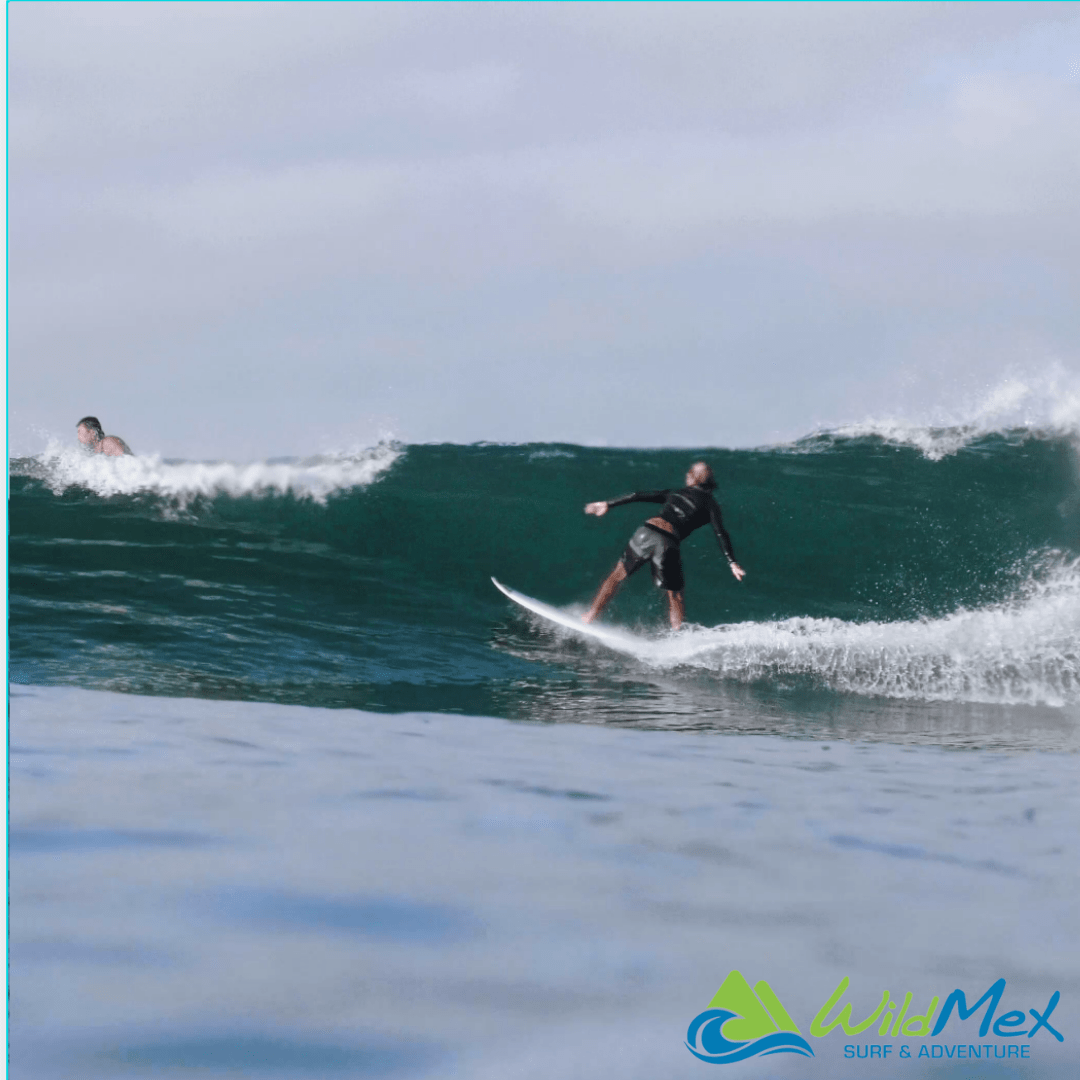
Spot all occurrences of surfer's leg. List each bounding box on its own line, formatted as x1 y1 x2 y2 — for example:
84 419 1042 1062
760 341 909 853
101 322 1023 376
585 528 657 624
585 529 651 623
582 562 627 623
654 539 685 630
666 590 685 630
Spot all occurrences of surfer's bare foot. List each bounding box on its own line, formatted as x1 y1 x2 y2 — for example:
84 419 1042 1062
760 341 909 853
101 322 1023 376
581 611 596 624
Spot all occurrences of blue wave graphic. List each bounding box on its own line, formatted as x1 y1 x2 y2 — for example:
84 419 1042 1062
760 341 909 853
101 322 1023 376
685 1009 815 1064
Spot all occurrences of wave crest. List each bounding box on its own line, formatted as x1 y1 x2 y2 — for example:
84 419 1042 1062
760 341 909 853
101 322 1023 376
636 558 1080 707
11 441 400 506
807 364 1080 460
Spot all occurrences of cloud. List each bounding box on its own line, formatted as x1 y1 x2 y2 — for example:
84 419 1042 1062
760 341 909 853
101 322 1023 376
385 63 522 120
80 67 1077 264
8 2 1080 455
12 2 1075 167
534 78 1079 237
106 162 404 245
7 2 424 164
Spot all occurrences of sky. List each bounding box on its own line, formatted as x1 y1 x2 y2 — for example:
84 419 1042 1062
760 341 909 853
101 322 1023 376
8 2 1080 460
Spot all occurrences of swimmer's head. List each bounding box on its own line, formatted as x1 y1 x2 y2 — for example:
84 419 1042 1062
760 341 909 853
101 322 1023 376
686 461 716 490
77 416 104 447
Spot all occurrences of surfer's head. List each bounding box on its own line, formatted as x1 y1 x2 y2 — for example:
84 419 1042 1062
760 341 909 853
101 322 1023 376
76 417 104 448
687 461 716 490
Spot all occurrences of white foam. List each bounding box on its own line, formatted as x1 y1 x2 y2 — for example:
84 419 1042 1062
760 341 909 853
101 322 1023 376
527 448 577 461
810 363 1080 460
604 558 1080 707
11 440 400 506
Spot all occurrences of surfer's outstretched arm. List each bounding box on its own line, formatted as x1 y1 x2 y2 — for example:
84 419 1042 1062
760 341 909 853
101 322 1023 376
709 497 746 581
585 490 668 517
606 490 669 507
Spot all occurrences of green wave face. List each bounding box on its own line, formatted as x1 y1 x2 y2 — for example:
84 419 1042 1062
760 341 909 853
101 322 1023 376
9 433 1080 730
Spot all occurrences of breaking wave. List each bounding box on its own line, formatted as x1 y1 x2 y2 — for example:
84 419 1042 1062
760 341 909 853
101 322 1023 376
803 365 1080 460
10 427 1080 718
632 557 1080 707
10 440 401 506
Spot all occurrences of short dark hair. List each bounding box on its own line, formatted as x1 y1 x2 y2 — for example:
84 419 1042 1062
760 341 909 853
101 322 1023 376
77 416 104 437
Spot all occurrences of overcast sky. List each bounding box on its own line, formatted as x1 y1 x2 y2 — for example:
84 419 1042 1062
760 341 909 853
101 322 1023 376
9 2 1080 459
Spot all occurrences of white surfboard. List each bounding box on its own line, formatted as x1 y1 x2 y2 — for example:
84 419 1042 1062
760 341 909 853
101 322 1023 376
491 576 646 651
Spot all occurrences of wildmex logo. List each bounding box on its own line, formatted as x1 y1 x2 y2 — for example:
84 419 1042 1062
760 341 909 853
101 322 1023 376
686 972 1063 1065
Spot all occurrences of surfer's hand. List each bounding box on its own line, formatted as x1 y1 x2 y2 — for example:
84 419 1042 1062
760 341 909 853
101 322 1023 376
730 563 746 581
585 502 609 516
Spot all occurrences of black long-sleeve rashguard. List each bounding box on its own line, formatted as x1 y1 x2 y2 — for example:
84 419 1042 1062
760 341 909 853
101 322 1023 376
607 486 738 565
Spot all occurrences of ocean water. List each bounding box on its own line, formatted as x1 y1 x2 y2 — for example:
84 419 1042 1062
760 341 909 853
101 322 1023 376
9 420 1080 1078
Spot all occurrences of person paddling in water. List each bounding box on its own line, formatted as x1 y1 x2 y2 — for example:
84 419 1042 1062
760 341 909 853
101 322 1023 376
582 461 745 630
76 416 132 456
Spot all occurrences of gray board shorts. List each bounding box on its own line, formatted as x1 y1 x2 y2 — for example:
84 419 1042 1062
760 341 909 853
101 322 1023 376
621 524 684 592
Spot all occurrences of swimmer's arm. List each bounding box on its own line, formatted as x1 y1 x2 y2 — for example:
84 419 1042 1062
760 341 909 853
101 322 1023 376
584 490 669 516
710 498 746 580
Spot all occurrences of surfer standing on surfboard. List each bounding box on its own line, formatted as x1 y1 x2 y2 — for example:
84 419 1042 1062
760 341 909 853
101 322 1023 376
582 461 745 631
